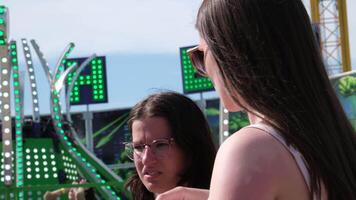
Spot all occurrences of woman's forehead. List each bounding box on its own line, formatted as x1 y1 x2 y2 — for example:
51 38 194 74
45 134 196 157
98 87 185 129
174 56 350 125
131 117 172 141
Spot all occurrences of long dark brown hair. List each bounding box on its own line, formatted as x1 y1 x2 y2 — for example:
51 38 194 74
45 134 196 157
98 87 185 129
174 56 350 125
197 0 356 199
125 92 216 200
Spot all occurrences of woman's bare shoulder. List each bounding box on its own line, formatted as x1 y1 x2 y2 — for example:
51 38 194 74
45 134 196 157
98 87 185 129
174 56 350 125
209 127 296 200
220 126 287 163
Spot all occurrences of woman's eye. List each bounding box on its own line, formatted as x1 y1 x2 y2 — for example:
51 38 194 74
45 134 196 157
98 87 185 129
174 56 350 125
154 142 169 149
133 145 145 152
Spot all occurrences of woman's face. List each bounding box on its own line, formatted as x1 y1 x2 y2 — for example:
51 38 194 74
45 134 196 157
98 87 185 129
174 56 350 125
131 117 187 195
198 37 242 112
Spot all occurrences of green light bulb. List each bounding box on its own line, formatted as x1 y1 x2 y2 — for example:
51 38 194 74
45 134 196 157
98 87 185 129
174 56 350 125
0 6 5 14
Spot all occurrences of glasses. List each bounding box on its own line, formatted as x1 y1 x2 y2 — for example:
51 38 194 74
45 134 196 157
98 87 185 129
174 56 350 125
187 46 207 77
124 138 175 160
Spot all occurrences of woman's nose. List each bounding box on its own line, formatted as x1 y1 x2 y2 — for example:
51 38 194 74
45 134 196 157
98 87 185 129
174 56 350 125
141 146 157 164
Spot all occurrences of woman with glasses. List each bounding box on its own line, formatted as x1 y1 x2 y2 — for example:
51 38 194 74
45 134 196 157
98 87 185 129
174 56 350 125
157 0 356 200
124 92 216 200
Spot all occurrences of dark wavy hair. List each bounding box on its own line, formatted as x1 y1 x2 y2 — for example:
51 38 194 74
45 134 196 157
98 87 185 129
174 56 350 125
196 0 356 199
125 92 217 200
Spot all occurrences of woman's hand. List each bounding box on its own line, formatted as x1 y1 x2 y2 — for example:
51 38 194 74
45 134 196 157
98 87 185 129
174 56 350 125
155 186 209 200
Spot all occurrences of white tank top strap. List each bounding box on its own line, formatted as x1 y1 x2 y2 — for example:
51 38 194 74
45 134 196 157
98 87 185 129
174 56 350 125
245 123 315 198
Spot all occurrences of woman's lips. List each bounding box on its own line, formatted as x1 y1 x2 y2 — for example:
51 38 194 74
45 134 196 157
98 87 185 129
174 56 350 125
143 171 161 181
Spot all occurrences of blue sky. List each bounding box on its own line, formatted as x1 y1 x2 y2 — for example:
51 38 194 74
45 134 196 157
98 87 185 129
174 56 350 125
1 0 356 115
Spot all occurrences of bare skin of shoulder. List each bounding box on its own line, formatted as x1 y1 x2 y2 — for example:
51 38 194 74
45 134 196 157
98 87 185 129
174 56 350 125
208 127 310 200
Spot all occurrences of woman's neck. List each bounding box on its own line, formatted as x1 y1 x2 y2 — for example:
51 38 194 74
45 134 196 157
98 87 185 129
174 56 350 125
247 112 264 124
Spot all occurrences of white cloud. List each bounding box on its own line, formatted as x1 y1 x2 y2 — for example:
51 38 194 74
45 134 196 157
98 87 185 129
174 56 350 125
2 0 201 57
3 0 355 67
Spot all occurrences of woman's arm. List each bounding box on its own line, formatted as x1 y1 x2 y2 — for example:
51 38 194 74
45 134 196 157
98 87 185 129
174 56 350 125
155 187 209 200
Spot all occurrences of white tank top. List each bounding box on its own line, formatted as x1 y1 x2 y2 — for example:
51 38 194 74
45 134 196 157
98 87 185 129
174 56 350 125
246 122 327 200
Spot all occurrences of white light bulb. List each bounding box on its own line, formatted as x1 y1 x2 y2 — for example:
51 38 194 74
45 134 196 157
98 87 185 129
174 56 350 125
5 175 11 181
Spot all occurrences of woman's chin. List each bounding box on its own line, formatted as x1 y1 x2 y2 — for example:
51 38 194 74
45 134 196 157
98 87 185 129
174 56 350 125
145 184 164 194
146 183 175 196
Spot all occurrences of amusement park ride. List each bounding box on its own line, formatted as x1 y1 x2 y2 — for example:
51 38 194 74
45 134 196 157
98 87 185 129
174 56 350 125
0 5 124 200
310 0 351 74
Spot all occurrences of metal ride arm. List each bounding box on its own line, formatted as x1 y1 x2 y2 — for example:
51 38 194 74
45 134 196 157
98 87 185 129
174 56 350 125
47 45 123 199
21 39 41 122
310 0 351 74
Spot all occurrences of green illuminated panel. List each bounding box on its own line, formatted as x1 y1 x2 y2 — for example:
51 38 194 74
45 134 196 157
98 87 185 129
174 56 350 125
10 41 25 192
65 56 108 105
0 6 6 46
61 150 79 181
22 140 60 186
0 6 5 14
180 46 214 94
